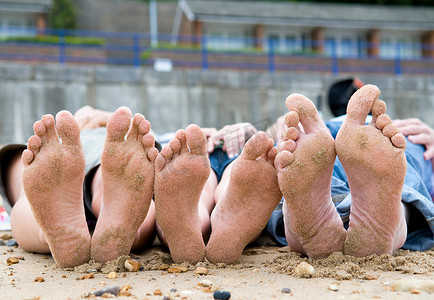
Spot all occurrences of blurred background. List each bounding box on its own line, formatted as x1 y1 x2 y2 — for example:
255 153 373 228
0 0 433 143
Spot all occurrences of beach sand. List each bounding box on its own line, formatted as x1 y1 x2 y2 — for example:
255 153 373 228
1 232 433 300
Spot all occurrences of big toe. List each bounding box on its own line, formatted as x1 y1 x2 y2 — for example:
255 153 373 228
285 93 323 133
346 84 380 125
56 111 81 146
106 107 132 141
239 131 273 161
186 124 207 156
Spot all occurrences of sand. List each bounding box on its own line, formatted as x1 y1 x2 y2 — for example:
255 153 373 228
1 232 433 300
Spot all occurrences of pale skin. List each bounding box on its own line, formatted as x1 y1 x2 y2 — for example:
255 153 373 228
6 106 261 266
6 87 430 266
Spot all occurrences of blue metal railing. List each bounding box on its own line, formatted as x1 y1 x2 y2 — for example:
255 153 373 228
0 26 433 75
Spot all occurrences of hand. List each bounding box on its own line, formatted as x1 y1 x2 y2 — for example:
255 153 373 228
208 123 257 158
201 127 218 153
392 118 434 160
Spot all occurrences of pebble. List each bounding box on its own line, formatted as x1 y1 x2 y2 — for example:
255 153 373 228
170 288 177 293
119 285 132 296
0 240 5 246
198 279 213 287
163 296 171 300
154 289 163 296
125 259 141 272
81 273 94 280
1 234 12 240
93 286 120 297
5 240 18 247
281 288 291 294
167 266 182 273
364 273 379 280
87 269 98 273
195 267 209 275
213 290 231 300
6 257 20 266
34 277 45 283
107 272 117 279
329 284 339 291
294 262 315 278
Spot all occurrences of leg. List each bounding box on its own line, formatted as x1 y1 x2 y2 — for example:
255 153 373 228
154 124 210 263
18 112 91 267
275 94 347 258
206 132 282 264
335 84 407 256
90 107 158 263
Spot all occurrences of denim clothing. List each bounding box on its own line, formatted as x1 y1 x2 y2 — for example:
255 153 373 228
266 117 434 251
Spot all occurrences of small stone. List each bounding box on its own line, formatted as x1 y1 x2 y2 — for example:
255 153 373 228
167 266 182 273
154 289 163 296
6 257 19 265
198 279 213 287
170 288 177 293
213 290 231 300
163 296 171 300
159 264 170 270
93 286 120 297
5 240 18 247
107 272 117 279
125 259 141 272
329 284 339 291
195 267 209 275
294 262 315 278
281 288 291 294
34 277 45 283
81 273 94 280
180 266 188 272
119 284 132 296
0 240 5 246
87 269 98 273
1 234 12 240
364 273 379 280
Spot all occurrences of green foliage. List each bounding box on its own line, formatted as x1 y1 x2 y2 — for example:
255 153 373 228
50 0 77 29
0 36 105 46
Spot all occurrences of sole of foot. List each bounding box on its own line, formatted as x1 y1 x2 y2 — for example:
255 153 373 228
91 107 158 263
22 111 90 267
275 93 347 258
335 84 407 256
154 124 210 264
206 131 282 264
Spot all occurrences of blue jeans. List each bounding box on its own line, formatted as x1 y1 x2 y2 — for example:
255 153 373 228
266 118 434 251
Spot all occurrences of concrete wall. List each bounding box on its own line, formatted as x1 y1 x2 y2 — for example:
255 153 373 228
0 62 433 144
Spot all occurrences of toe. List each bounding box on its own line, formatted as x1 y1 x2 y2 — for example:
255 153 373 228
106 107 132 142
275 150 295 170
147 147 159 162
391 133 406 149
127 113 145 141
142 134 155 150
346 84 380 125
21 149 34 166
382 124 400 139
33 120 47 143
282 127 299 141
375 114 391 130
371 100 387 124
175 129 188 154
239 131 273 160
285 111 299 128
42 114 59 143
186 124 207 156
285 93 322 134
169 137 182 157
277 139 296 153
155 154 166 172
56 111 81 146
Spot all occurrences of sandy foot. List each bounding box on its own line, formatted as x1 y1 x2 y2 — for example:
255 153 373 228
335 84 407 256
91 107 158 263
22 111 90 267
154 124 210 263
206 132 282 264
275 94 347 258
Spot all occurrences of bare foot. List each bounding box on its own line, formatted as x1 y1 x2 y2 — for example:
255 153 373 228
275 94 346 259
154 124 210 263
206 132 282 264
22 111 90 267
91 107 158 263
335 84 407 256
